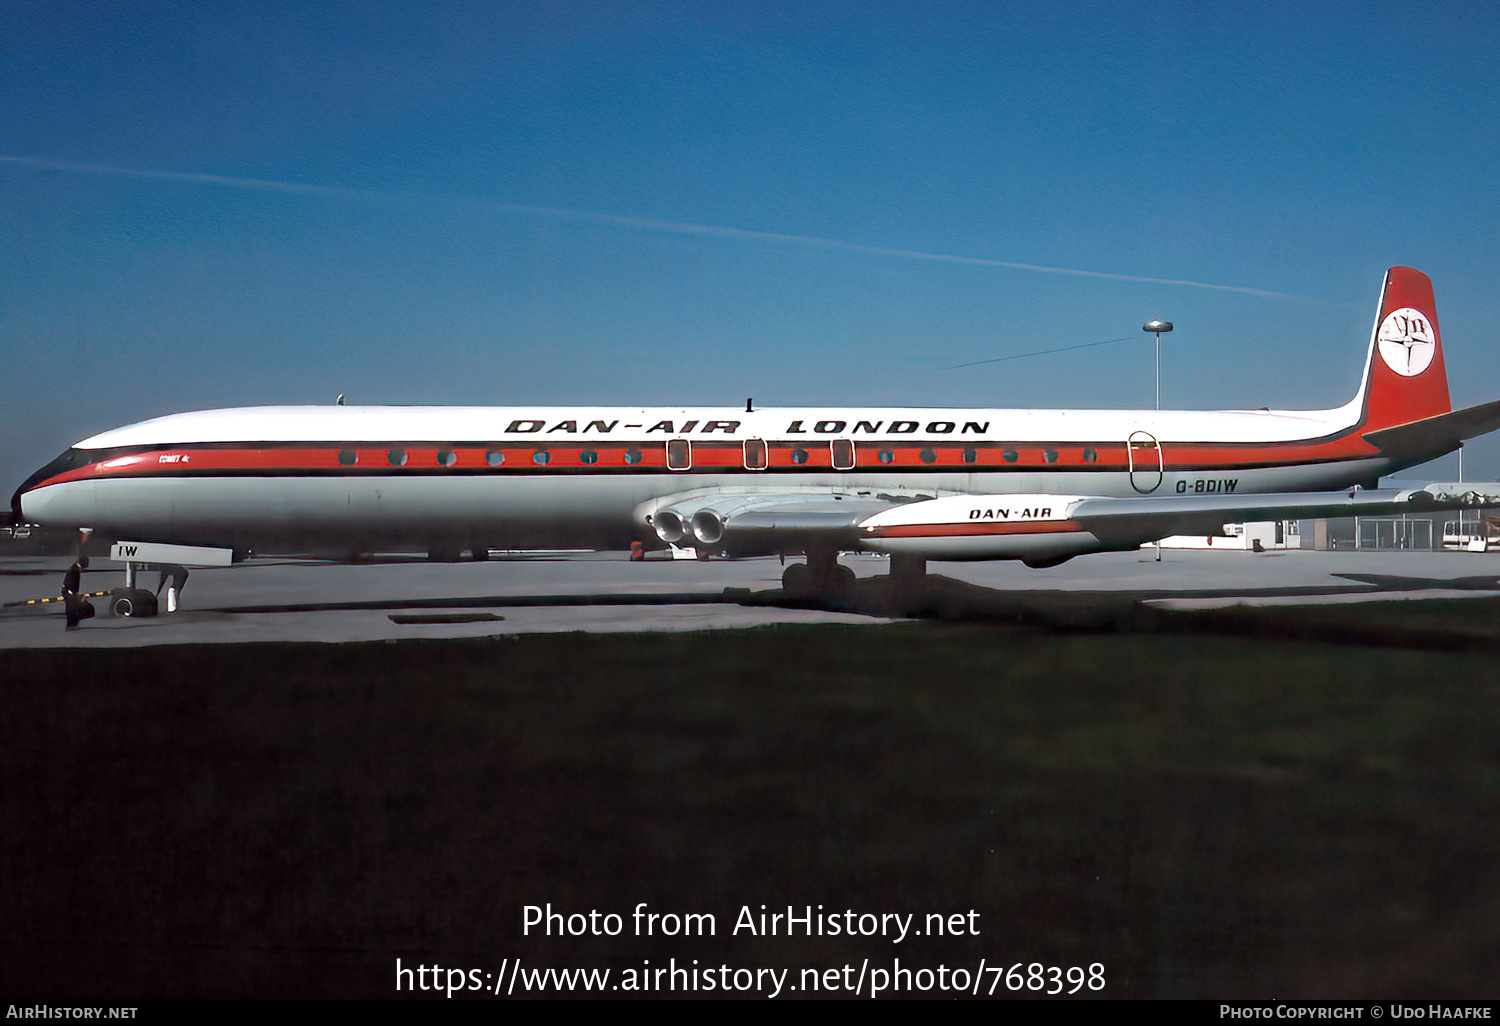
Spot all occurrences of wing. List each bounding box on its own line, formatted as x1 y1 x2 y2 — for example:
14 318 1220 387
858 483 1500 566
1069 485 1484 547
645 483 1500 566
1362 398 1500 462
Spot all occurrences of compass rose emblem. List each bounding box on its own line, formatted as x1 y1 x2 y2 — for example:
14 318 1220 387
1377 307 1436 377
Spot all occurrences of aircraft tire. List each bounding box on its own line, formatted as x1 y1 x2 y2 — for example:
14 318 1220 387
781 562 812 596
831 564 857 595
110 588 159 618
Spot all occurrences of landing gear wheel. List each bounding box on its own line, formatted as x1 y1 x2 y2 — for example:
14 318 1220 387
781 562 812 596
830 564 857 595
109 588 159 618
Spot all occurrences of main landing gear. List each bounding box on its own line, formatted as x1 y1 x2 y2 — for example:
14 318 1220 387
780 550 930 602
780 552 857 599
888 554 928 592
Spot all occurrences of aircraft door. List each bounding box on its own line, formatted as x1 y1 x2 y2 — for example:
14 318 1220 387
743 439 768 470
831 438 855 470
1127 430 1163 494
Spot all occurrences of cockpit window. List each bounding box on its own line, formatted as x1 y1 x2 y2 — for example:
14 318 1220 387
14 447 97 497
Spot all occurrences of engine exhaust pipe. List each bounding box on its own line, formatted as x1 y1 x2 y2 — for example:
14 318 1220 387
690 510 725 546
653 509 687 544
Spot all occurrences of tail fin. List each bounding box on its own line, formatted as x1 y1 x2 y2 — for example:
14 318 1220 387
1347 266 1451 432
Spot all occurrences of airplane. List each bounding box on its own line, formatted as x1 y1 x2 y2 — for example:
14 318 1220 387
10 265 1500 619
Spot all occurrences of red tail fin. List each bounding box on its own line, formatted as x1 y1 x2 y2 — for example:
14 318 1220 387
1356 266 1451 431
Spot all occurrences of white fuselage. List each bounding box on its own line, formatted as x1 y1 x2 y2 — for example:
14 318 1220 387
16 399 1394 557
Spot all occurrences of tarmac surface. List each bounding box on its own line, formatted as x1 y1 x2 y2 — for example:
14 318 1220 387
4 546 1500 647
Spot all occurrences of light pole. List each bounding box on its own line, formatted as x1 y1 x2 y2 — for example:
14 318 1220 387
1141 319 1173 562
1459 446 1467 541
1143 320 1173 410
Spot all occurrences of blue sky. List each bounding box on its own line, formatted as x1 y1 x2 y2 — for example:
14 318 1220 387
5 1 1500 490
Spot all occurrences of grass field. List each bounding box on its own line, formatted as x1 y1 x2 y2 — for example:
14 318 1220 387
2 608 1498 999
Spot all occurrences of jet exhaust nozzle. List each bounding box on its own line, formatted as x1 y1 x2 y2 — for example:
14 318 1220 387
689 510 725 546
653 510 687 544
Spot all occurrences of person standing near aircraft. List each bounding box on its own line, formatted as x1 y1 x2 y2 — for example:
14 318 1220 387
61 556 93 629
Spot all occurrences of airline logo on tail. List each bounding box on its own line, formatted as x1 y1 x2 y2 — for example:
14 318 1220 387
1377 307 1437 377
1360 266 1451 432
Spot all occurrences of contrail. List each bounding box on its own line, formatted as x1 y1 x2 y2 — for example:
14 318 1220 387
0 155 1307 300
949 336 1134 369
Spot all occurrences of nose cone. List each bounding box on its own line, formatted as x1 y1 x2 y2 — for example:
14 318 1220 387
10 475 34 528
12 448 92 527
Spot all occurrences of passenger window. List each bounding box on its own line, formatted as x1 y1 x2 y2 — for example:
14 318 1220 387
1002 449 1018 463
962 448 977 464
387 449 407 467
790 448 809 465
624 448 642 465
878 449 894 464
1044 449 1058 464
437 449 457 467
580 450 598 465
338 449 357 466
533 450 551 466
486 450 505 467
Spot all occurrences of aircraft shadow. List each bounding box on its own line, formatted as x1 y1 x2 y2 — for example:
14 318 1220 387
754 569 1500 636
752 574 1366 627
191 565 1500 628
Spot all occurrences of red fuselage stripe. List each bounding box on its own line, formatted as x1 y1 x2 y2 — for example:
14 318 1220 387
21 429 1388 494
868 521 1088 538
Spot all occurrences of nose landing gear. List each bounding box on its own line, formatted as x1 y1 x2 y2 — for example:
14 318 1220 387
108 559 189 618
50 539 232 628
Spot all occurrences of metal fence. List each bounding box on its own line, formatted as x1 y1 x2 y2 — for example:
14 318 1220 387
1352 516 1434 550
